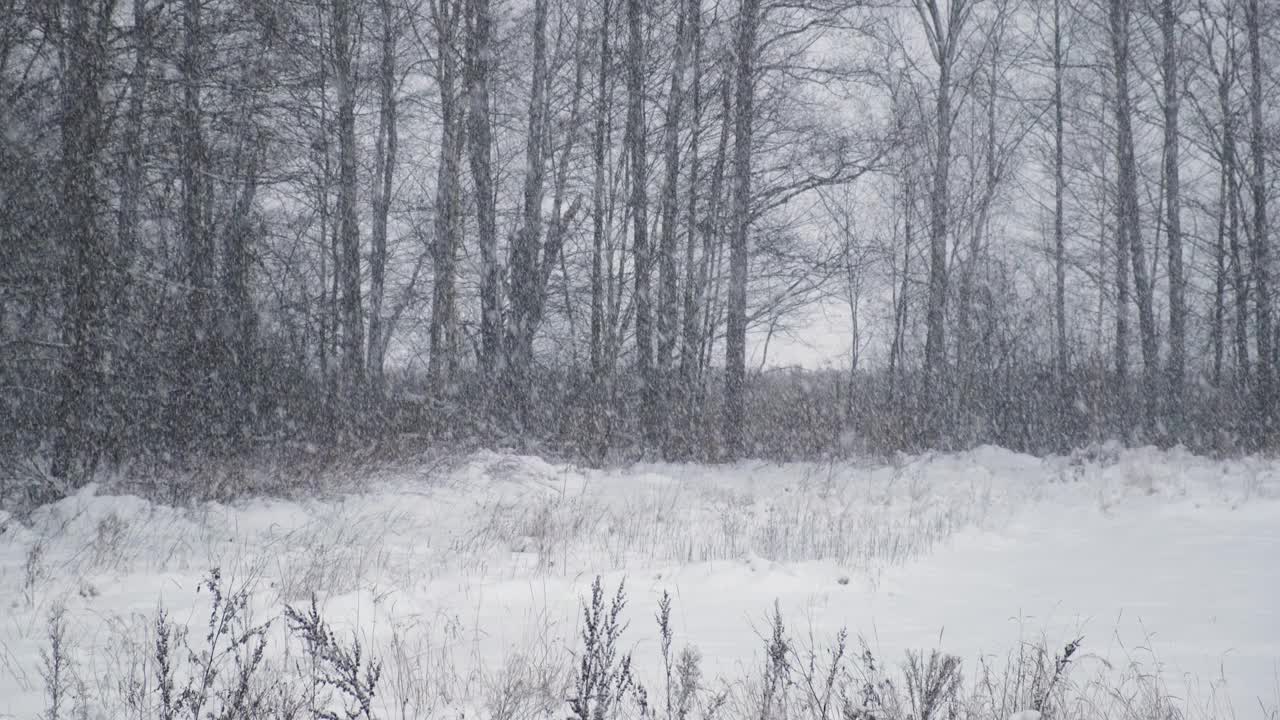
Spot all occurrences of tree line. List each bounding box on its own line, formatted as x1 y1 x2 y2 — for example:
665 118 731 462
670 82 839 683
1 0 1277 498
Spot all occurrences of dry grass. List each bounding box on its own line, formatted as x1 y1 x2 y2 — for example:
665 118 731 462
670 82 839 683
22 571 1271 720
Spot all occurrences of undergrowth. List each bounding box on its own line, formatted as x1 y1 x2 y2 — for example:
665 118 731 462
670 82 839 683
31 573 1262 720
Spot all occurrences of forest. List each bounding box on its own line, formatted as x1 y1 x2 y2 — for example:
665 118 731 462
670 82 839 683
2 0 1279 503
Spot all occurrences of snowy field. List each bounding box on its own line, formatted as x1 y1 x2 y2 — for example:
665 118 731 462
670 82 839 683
1 446 1278 719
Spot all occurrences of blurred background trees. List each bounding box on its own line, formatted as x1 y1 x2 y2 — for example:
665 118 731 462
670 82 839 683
2 0 1279 501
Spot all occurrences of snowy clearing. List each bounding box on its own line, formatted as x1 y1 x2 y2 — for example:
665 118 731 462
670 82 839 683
1 446 1277 718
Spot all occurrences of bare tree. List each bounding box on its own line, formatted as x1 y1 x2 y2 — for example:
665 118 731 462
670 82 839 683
1245 0 1272 430
1160 0 1186 429
466 0 501 384
590 0 614 386
1109 0 1157 430
955 0 1018 405
1050 0 1068 383
916 0 973 436
333 0 364 394
692 55 734 397
655 0 696 452
625 0 656 444
115 0 151 320
1193 0 1246 388
587 0 616 461
1223 17 1249 384
428 0 465 393
221 24 272 444
178 0 221 443
888 172 916 404
52 0 114 481
368 0 401 395
724 0 762 459
531 5 588 340
506 0 550 425
679 0 705 449
1224 38 1249 387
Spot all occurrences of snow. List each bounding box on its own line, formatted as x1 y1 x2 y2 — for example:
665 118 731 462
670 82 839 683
0 446 1277 718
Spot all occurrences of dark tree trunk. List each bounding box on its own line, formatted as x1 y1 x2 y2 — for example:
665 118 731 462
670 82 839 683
1052 0 1068 384
52 0 112 483
505 0 549 426
590 0 613 383
181 0 217 439
723 0 760 459
333 0 364 395
916 0 968 441
1246 0 1273 433
679 0 704 453
655 0 694 453
429 0 465 394
588 0 614 456
1229 137 1250 384
533 8 587 334
697 69 733 386
222 142 260 447
368 0 399 395
466 0 500 384
625 0 655 445
1111 0 1157 431
1161 0 1185 431
116 0 149 322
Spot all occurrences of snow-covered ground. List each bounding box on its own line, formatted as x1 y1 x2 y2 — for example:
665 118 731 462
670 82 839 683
1 446 1277 718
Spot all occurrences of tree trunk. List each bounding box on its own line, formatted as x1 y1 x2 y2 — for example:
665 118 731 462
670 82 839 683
590 0 613 382
429 0 464 394
222 139 260 447
534 9 587 332
957 22 1001 407
922 67 950 412
466 0 500 384
679 0 704 454
1210 23 1246 387
655 0 695 453
606 145 628 372
333 0 364 397
315 20 332 390
1161 0 1185 432
1229 136 1250 383
1052 0 1068 384
100 0 151 457
1213 133 1227 388
625 0 655 445
888 177 913 404
588 0 614 456
696 68 733 391
723 0 760 459
181 0 217 438
116 0 149 322
505 0 549 426
917 0 967 441
368 0 399 395
1110 0 1156 431
1246 0 1272 433
52 0 111 483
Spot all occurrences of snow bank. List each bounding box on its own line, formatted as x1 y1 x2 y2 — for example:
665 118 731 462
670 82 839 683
0 446 1276 718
